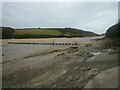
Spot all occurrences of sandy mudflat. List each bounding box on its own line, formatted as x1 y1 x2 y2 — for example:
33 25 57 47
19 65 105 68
2 36 119 88
2 36 102 45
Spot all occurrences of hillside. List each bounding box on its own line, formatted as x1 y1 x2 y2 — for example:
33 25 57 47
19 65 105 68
13 28 99 38
1 27 15 39
106 23 120 38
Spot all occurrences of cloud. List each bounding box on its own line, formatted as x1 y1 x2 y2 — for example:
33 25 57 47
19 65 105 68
2 2 118 34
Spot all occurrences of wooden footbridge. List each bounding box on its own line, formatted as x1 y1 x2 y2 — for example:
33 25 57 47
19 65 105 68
8 42 79 45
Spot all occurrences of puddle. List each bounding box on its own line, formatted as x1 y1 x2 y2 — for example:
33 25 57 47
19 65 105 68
86 52 101 62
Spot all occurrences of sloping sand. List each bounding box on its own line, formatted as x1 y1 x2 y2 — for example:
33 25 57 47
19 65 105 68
2 36 119 88
84 66 118 88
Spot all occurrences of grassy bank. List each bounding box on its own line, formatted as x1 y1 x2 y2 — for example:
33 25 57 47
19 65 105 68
13 28 98 38
1 27 99 39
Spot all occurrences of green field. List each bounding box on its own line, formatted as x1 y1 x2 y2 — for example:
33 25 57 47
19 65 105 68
13 29 65 38
14 29 62 36
13 28 79 38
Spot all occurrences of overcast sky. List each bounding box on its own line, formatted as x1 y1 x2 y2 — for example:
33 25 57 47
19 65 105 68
2 2 118 34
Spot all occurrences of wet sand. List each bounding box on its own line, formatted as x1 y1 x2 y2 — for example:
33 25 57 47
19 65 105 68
2 36 119 88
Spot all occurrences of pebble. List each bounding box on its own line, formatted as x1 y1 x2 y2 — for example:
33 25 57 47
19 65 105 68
87 67 91 70
70 46 78 49
85 52 90 54
88 54 94 58
94 71 98 75
81 68 85 71
53 84 57 87
85 44 92 47
108 49 118 54
74 67 80 70
66 57 70 59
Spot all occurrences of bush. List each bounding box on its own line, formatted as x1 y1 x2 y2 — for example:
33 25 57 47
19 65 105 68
1 27 15 39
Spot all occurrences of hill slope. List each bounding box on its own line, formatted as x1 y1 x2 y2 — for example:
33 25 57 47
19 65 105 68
13 28 99 38
0 27 15 39
106 23 120 38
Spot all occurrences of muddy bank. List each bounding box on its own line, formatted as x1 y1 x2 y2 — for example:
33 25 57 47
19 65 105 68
2 36 119 88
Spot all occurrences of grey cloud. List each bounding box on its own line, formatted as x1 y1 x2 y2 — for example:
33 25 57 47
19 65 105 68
2 2 118 34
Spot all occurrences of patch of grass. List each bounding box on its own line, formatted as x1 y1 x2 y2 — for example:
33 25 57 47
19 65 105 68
14 29 62 36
